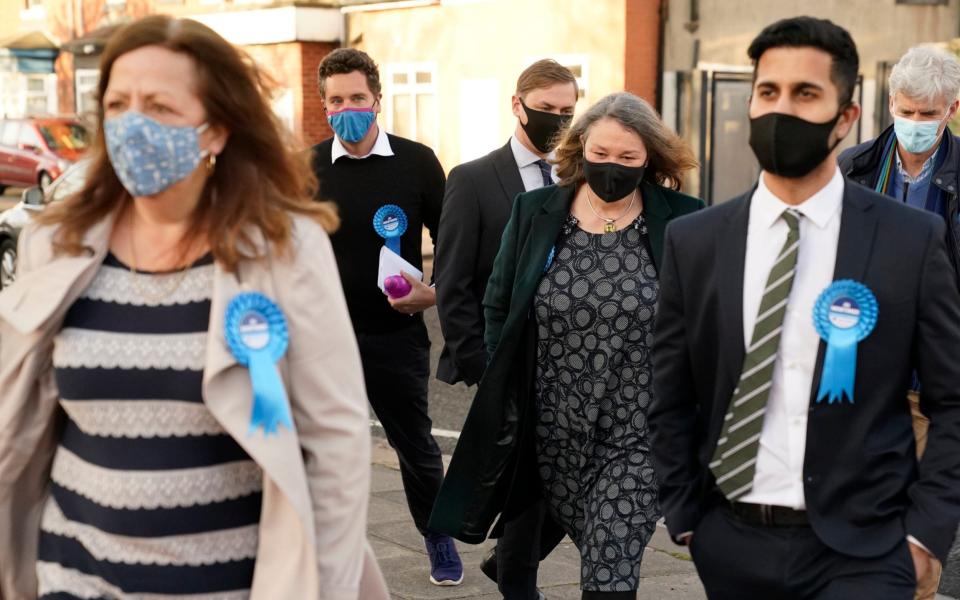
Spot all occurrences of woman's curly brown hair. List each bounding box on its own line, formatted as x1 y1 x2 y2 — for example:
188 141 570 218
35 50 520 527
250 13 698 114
39 15 337 272
554 92 698 191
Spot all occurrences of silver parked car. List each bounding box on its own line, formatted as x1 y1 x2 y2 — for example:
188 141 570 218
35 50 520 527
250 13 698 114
0 160 89 290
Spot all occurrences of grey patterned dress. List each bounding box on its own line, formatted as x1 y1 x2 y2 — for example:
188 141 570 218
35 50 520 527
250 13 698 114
534 214 660 592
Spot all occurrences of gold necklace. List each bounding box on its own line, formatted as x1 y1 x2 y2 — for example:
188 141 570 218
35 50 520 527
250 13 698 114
585 188 637 233
127 212 192 304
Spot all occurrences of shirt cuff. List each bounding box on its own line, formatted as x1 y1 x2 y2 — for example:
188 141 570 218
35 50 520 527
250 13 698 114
907 535 934 557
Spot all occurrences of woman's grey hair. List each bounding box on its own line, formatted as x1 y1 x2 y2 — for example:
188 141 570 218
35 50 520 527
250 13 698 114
554 92 696 191
889 45 960 106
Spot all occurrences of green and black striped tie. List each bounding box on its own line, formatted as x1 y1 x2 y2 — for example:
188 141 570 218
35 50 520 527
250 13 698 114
710 209 801 500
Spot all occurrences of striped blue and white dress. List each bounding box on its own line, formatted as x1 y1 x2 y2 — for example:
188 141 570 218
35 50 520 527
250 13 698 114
37 253 263 599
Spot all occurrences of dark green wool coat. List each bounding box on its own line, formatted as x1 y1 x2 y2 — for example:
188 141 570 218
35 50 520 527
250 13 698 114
428 181 704 543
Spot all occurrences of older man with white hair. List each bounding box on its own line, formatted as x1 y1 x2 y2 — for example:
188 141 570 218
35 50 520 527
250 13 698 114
840 44 960 600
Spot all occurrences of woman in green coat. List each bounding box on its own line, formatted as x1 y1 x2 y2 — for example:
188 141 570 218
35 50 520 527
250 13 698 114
430 92 704 599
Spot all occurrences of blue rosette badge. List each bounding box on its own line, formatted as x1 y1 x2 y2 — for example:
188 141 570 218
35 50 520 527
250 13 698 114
373 204 408 255
812 280 878 404
225 292 293 435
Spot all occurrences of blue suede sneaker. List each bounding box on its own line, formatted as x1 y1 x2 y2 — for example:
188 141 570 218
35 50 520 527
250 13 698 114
424 533 464 586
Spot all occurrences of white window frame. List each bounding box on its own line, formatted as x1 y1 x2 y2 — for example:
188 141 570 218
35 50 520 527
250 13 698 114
23 73 56 116
383 62 439 149
75 68 101 117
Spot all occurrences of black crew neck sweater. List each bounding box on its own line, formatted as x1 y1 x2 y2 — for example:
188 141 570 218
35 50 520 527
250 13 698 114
311 134 445 334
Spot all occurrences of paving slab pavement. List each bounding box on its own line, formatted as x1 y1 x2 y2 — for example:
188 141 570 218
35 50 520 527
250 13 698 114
369 439 706 600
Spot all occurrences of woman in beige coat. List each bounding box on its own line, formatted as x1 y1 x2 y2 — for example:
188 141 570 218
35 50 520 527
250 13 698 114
0 15 387 600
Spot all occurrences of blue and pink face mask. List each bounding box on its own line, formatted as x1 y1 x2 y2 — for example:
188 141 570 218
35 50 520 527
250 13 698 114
327 107 377 143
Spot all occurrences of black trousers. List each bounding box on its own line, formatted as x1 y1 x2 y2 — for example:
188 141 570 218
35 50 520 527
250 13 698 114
691 504 916 600
356 320 444 536
496 499 567 599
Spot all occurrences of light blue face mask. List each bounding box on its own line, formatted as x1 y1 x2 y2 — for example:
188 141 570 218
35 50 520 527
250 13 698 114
327 107 376 143
105 111 209 197
894 115 945 154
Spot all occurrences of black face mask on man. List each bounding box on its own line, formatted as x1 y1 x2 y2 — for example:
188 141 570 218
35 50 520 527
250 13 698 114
583 158 646 203
520 100 572 153
748 111 843 178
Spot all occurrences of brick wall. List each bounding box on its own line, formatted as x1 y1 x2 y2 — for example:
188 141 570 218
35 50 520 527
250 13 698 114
624 0 662 106
300 41 337 146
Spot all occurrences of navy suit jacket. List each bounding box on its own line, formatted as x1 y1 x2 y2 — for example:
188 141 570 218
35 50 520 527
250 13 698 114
649 179 960 562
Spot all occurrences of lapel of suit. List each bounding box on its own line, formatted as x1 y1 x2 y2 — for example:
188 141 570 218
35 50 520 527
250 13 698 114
717 193 753 389
640 182 673 270
512 186 573 312
202 235 314 527
808 183 879 402
492 140 526 211
0 215 114 335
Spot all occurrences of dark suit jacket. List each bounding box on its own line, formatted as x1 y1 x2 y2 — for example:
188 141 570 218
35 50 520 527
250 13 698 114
648 180 960 562
435 141 524 386
429 181 704 543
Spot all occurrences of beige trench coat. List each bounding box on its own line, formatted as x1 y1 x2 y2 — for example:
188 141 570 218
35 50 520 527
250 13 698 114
0 212 389 600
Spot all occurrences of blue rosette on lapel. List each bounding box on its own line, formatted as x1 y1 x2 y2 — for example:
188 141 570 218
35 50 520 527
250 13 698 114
373 204 408 255
225 292 293 435
812 279 878 404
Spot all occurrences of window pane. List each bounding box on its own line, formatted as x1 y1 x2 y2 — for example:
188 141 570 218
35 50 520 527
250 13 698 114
416 94 437 149
19 125 42 147
39 123 90 151
26 77 45 93
1 123 19 147
393 72 408 84
393 94 413 139
416 71 432 84
25 96 47 116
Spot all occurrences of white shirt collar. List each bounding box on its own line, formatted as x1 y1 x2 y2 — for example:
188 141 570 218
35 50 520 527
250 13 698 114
331 124 394 163
753 167 844 231
510 134 552 169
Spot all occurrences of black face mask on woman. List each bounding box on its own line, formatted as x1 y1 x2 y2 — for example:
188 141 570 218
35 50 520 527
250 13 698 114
520 100 572 153
748 111 843 178
583 158 647 202
583 159 646 203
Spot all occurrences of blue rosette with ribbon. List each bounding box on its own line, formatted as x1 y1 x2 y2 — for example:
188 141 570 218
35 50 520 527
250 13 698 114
812 280 878 404
225 292 293 435
373 204 408 255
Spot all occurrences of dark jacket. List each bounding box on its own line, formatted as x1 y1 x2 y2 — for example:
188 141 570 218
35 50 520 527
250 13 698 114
649 181 960 562
838 124 960 277
435 141 524 386
429 181 704 543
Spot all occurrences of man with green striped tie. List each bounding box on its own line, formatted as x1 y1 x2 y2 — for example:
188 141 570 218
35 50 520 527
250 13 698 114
649 16 960 600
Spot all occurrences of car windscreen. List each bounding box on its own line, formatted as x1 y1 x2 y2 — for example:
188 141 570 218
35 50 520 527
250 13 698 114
38 123 90 152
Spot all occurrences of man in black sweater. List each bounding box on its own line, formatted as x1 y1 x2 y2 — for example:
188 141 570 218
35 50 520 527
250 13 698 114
310 48 463 587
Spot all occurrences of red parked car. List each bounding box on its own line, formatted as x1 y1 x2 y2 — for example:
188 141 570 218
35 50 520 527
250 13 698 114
0 116 90 194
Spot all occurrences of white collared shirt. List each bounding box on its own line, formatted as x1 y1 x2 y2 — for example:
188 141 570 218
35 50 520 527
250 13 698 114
331 123 395 163
510 134 557 191
738 168 844 509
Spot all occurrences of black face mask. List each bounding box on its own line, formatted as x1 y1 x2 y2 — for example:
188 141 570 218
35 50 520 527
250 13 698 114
520 100 572 153
748 111 843 178
583 158 646 203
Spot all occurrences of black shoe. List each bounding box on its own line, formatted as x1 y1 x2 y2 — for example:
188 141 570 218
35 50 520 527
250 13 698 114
479 548 547 599
479 546 497 583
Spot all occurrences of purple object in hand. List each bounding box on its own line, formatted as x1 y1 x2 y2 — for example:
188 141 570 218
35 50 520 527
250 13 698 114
384 275 412 299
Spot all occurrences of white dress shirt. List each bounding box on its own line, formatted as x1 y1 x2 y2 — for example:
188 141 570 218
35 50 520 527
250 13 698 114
510 134 557 191
738 168 843 509
331 123 395 163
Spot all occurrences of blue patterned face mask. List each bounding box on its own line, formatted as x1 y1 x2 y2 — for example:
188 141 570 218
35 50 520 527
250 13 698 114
327 107 376 143
105 111 210 197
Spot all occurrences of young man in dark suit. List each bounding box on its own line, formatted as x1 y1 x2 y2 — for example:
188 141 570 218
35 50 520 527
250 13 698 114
649 17 960 599
433 60 577 600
